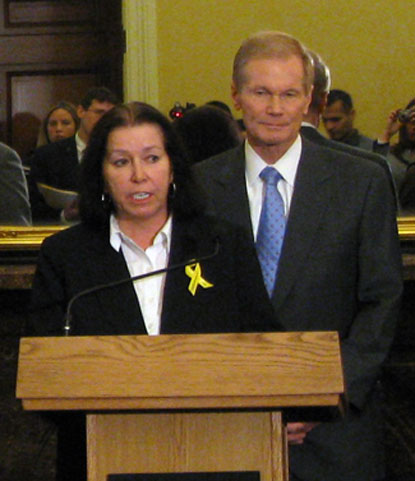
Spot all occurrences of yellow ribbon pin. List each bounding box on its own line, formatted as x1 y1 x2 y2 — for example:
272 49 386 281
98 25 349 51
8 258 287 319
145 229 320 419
185 262 213 296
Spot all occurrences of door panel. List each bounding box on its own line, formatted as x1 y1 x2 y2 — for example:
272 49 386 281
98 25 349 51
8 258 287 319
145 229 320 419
0 0 124 158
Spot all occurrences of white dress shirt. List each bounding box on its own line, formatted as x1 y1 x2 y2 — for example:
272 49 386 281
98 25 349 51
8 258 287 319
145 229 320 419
245 136 302 239
75 132 86 162
109 214 172 335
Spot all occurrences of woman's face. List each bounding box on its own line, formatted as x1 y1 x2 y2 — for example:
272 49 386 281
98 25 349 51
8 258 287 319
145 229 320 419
46 108 77 142
103 123 173 228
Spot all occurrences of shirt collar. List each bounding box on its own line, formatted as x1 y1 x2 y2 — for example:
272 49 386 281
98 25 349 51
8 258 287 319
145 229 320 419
245 135 302 188
109 214 173 253
75 132 87 158
301 121 316 129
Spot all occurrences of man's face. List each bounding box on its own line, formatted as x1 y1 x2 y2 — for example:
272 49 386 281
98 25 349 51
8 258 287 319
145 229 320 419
231 56 311 163
322 100 355 141
77 99 115 142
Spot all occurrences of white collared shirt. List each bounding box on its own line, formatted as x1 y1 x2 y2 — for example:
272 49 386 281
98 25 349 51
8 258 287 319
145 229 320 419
109 214 172 335
75 132 86 163
245 136 302 239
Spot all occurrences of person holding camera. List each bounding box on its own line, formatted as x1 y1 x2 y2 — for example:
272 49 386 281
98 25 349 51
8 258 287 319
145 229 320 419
378 98 415 197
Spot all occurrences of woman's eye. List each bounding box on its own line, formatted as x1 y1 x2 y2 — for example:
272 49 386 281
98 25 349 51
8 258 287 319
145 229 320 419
113 158 128 167
148 155 159 163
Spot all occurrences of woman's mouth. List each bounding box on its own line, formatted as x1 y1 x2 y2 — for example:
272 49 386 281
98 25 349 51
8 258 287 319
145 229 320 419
132 192 150 200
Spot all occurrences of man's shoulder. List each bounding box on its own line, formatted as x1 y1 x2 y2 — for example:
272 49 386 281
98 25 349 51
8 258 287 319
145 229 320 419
302 135 387 179
303 133 387 171
0 141 20 160
356 131 375 151
194 144 244 176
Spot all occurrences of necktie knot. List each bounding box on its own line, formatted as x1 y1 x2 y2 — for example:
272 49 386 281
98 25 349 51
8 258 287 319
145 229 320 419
260 166 283 186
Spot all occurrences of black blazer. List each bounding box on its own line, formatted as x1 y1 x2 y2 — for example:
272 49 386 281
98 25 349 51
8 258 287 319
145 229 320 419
28 214 275 337
301 124 397 203
28 136 80 221
27 213 280 481
194 138 403 481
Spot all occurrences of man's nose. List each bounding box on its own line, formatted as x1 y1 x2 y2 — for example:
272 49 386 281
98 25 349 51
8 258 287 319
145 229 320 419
266 95 283 114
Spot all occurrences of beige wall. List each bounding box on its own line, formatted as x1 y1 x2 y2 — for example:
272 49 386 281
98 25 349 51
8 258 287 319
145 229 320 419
124 0 414 139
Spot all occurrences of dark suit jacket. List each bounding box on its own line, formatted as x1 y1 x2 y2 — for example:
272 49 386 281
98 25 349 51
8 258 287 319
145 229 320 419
28 214 274 337
0 142 31 225
301 124 397 203
28 136 80 222
28 213 278 481
399 162 415 211
194 139 403 481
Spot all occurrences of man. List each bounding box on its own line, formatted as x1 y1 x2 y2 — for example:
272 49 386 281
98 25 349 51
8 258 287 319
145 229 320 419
29 86 118 222
194 31 402 481
322 89 387 155
301 51 396 203
0 142 31 225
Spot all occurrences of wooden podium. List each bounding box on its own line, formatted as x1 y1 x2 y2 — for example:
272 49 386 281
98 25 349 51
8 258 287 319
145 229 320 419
16 331 345 481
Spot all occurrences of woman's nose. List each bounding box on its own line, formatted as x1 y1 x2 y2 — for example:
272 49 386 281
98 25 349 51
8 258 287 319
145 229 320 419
131 160 146 181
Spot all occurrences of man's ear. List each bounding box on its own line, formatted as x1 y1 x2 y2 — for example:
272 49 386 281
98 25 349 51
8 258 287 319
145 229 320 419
231 81 241 111
303 85 313 115
318 92 329 115
77 105 86 119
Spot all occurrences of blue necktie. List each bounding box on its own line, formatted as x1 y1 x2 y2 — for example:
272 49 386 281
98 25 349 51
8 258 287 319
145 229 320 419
256 167 286 297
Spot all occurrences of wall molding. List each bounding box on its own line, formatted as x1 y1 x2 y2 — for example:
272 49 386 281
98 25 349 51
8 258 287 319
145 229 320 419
122 0 158 106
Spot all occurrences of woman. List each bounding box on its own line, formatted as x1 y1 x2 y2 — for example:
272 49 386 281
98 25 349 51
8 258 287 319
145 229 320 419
29 101 273 337
37 101 79 146
28 102 276 481
381 98 415 195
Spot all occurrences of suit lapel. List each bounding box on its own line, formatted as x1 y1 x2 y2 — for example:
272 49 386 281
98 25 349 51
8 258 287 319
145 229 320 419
271 139 334 311
211 146 254 240
160 216 216 333
81 230 147 334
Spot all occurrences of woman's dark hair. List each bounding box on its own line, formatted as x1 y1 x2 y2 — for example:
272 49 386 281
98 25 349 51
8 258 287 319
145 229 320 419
392 97 415 159
79 101 205 228
173 105 242 164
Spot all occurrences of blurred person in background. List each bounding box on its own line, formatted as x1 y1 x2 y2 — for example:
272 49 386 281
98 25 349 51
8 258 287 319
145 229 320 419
173 104 242 165
378 98 415 196
0 141 31 225
36 101 79 146
29 86 118 223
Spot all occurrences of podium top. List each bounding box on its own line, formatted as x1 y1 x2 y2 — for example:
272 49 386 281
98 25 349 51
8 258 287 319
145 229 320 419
16 331 345 412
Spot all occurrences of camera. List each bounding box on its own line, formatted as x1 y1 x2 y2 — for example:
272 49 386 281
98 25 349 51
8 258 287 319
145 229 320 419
169 102 196 120
398 109 413 123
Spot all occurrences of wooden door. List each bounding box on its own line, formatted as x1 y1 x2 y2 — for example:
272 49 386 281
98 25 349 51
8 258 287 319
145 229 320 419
0 0 124 159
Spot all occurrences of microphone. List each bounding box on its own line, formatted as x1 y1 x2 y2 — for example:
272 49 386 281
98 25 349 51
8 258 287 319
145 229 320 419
63 238 220 336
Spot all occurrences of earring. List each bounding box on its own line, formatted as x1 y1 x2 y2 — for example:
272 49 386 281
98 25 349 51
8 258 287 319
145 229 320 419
101 192 111 209
169 182 177 198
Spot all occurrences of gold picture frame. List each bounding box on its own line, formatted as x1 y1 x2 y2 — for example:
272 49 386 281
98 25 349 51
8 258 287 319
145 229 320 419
0 216 414 251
